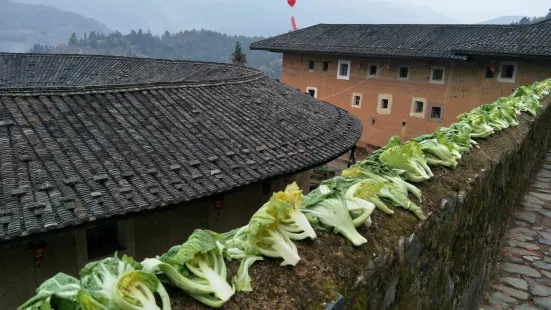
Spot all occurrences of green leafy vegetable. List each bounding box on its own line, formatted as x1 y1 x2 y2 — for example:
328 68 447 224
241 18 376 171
80 254 171 310
142 229 233 308
301 185 368 246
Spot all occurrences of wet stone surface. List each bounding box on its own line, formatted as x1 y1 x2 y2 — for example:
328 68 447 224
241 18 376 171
482 153 551 309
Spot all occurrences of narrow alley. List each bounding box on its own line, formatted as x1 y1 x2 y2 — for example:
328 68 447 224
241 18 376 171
481 151 551 309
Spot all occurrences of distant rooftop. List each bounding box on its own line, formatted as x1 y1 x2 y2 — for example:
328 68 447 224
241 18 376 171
0 53 362 241
251 22 551 59
453 19 551 58
250 24 519 59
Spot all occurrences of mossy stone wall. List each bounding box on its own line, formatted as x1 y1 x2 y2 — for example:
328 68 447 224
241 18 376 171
170 98 551 310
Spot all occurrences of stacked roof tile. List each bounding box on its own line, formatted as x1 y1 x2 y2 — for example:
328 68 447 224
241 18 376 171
453 19 551 57
0 53 362 241
250 24 519 59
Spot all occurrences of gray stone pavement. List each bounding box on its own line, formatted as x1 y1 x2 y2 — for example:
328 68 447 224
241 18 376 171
480 151 551 310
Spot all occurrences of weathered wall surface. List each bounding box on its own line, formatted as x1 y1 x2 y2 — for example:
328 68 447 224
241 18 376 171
0 172 310 309
169 98 551 309
281 53 551 147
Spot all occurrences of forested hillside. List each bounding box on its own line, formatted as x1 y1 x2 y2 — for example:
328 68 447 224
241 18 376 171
0 0 110 52
29 30 282 77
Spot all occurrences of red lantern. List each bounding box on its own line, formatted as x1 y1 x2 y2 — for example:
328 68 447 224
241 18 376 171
287 0 296 7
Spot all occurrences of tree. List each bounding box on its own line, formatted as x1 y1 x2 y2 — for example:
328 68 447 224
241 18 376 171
232 41 247 66
68 32 78 45
518 17 531 24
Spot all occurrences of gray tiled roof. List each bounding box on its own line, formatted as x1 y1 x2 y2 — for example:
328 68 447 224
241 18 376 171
0 53 362 241
453 19 551 57
250 24 519 59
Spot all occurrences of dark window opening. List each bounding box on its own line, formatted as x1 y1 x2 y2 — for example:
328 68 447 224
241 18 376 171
262 182 272 195
308 88 316 97
339 63 349 76
369 65 378 76
322 61 329 72
86 222 124 260
414 101 424 113
399 67 409 79
402 121 407 127
381 99 389 109
485 67 495 78
430 106 442 120
371 118 376 125
432 68 444 81
501 64 515 79
308 61 315 70
353 95 361 106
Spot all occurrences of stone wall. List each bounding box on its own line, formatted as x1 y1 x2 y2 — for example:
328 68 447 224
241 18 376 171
1 172 310 309
170 98 551 309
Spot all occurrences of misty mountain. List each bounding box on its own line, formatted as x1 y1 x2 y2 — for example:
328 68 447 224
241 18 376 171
13 0 458 37
29 29 283 77
0 0 110 52
478 16 524 25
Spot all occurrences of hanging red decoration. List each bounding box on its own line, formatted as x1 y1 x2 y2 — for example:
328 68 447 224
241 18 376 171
214 198 224 216
291 16 297 31
28 240 48 268
287 0 296 7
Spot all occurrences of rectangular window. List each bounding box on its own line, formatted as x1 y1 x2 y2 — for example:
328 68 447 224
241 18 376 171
377 94 393 115
86 222 125 260
337 60 351 80
322 61 329 72
497 61 517 83
351 93 362 108
485 66 495 78
398 66 410 80
430 66 445 84
414 101 424 112
308 60 315 71
410 97 426 118
369 65 378 76
429 104 444 122
306 87 317 98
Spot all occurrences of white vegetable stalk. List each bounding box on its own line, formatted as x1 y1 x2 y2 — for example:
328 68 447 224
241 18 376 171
260 230 300 266
288 209 317 240
196 260 233 302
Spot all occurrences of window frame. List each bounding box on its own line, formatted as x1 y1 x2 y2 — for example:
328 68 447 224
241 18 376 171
306 86 317 98
410 97 426 118
497 61 518 83
377 94 393 115
322 61 329 72
428 103 444 122
368 63 379 77
397 65 410 80
337 59 351 80
430 66 445 84
351 92 362 109
308 60 315 72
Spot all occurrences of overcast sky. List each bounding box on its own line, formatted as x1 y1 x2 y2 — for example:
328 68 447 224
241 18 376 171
399 0 550 23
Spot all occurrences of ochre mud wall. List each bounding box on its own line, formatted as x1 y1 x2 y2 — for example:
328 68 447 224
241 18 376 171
171 97 551 310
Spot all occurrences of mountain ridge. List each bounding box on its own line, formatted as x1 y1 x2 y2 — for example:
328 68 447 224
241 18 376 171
13 0 458 37
0 0 111 52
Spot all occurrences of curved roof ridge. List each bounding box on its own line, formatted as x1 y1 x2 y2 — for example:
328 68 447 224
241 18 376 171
0 53 262 92
0 53 362 242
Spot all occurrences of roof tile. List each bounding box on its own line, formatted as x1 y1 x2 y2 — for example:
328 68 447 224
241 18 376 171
251 23 519 59
0 53 361 241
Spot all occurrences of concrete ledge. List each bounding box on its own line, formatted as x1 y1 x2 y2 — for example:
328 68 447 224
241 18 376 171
170 97 551 310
